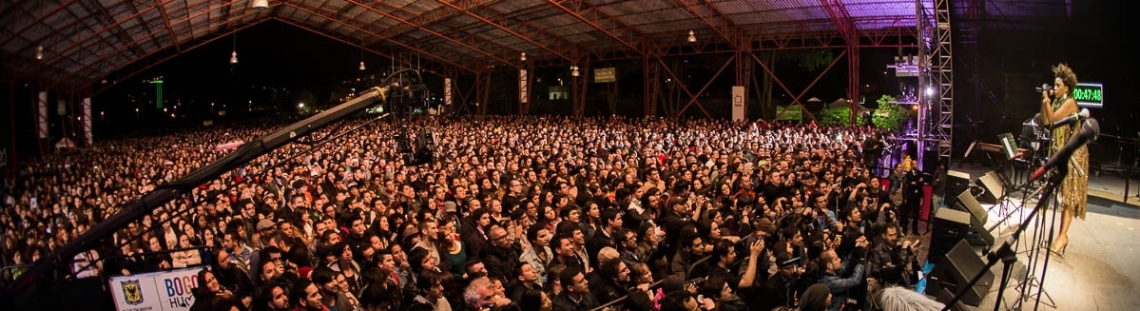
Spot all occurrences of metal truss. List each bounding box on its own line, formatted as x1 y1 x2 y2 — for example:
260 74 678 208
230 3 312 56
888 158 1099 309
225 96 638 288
917 0 953 170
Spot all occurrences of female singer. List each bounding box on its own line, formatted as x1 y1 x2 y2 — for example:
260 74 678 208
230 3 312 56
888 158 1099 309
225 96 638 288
1039 63 1089 257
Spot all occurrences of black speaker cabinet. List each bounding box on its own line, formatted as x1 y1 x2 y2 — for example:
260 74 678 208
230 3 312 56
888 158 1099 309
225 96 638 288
943 170 971 197
930 208 970 263
930 240 993 307
952 191 995 251
954 191 989 225
976 171 1005 203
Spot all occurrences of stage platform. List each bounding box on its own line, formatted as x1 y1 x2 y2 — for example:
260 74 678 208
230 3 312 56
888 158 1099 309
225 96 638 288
922 165 1140 310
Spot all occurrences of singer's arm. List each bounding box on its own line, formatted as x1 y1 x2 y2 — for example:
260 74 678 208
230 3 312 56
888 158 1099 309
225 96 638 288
1040 90 1078 125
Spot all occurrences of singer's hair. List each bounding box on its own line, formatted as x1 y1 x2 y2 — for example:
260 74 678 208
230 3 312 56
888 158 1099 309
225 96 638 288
877 286 945 311
1052 63 1078 94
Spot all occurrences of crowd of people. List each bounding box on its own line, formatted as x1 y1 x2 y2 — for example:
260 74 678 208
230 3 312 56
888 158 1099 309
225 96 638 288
0 115 945 311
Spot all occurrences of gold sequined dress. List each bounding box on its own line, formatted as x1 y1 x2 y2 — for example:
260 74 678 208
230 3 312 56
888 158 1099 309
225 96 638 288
1051 97 1089 219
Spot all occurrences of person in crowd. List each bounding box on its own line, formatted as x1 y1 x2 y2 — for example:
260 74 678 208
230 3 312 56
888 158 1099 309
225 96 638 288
551 267 598 311
0 116 914 311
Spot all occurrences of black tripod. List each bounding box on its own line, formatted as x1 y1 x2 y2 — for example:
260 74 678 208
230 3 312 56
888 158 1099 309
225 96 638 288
940 169 1065 311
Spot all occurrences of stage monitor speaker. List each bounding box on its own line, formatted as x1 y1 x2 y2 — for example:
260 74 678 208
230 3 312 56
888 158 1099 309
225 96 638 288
947 170 971 195
929 240 993 307
930 208 970 263
954 191 989 225
952 191 995 250
936 288 975 311
976 171 1005 203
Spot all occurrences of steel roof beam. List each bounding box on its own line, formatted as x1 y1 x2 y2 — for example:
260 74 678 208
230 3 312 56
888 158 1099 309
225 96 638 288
546 0 653 56
12 0 178 88
122 0 161 55
155 0 183 53
0 0 82 48
30 0 177 70
84 16 273 95
57 6 265 91
401 1 549 48
279 0 476 73
271 17 453 76
346 0 518 68
43 0 249 89
674 0 741 49
373 0 502 46
434 0 576 61
280 0 483 70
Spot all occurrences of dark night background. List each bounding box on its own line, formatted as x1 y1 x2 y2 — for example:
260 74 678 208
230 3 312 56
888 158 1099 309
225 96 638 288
1 0 1136 166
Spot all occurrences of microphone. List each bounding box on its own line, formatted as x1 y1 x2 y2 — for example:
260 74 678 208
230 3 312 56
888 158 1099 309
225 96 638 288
1030 118 1099 181
1048 108 1090 130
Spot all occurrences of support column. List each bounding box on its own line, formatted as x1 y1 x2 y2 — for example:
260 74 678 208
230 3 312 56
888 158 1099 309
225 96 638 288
6 82 14 167
478 71 492 115
734 51 751 121
643 56 660 116
847 44 860 125
572 61 589 117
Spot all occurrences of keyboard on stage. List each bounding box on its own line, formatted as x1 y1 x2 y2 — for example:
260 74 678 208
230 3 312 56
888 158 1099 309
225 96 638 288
975 142 1029 158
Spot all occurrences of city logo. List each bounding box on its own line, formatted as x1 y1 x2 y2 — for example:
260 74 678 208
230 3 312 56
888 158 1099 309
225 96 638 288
122 279 144 305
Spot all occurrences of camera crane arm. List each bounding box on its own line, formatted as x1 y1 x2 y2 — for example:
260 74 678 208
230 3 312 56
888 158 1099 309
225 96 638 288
7 83 400 295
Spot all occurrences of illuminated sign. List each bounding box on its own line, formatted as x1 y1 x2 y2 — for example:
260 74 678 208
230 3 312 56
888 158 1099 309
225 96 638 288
594 67 616 83
1072 82 1102 108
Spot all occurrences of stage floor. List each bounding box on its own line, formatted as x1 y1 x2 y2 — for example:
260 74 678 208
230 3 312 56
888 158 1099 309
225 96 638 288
932 190 1140 310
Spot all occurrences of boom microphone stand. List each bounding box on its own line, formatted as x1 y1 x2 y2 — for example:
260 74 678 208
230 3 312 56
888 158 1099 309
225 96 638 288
942 118 1098 311
939 170 1063 311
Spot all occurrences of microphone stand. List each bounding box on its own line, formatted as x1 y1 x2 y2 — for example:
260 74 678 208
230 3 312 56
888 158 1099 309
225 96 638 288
940 167 1066 311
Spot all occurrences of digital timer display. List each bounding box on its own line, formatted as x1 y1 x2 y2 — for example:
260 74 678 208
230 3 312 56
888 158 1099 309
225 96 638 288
1073 82 1102 108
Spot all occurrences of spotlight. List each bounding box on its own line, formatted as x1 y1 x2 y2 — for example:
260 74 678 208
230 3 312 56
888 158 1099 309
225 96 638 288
359 61 366 71
570 65 579 77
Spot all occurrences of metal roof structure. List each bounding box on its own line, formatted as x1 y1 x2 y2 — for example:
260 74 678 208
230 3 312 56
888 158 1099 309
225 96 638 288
1 0 929 95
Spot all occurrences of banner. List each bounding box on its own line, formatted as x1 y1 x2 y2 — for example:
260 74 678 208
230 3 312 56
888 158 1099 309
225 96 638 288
83 98 92 145
594 67 616 83
38 92 48 139
731 86 745 122
776 105 803 121
519 69 528 104
444 78 453 106
109 267 200 311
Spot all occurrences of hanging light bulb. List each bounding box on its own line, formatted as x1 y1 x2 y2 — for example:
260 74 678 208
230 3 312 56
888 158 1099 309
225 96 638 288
252 0 269 9
230 51 238 64
359 61 366 71
687 30 697 43
35 45 43 60
520 52 526 61
571 65 579 77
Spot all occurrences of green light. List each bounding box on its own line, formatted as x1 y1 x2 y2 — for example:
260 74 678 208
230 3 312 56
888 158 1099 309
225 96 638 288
1073 82 1102 108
